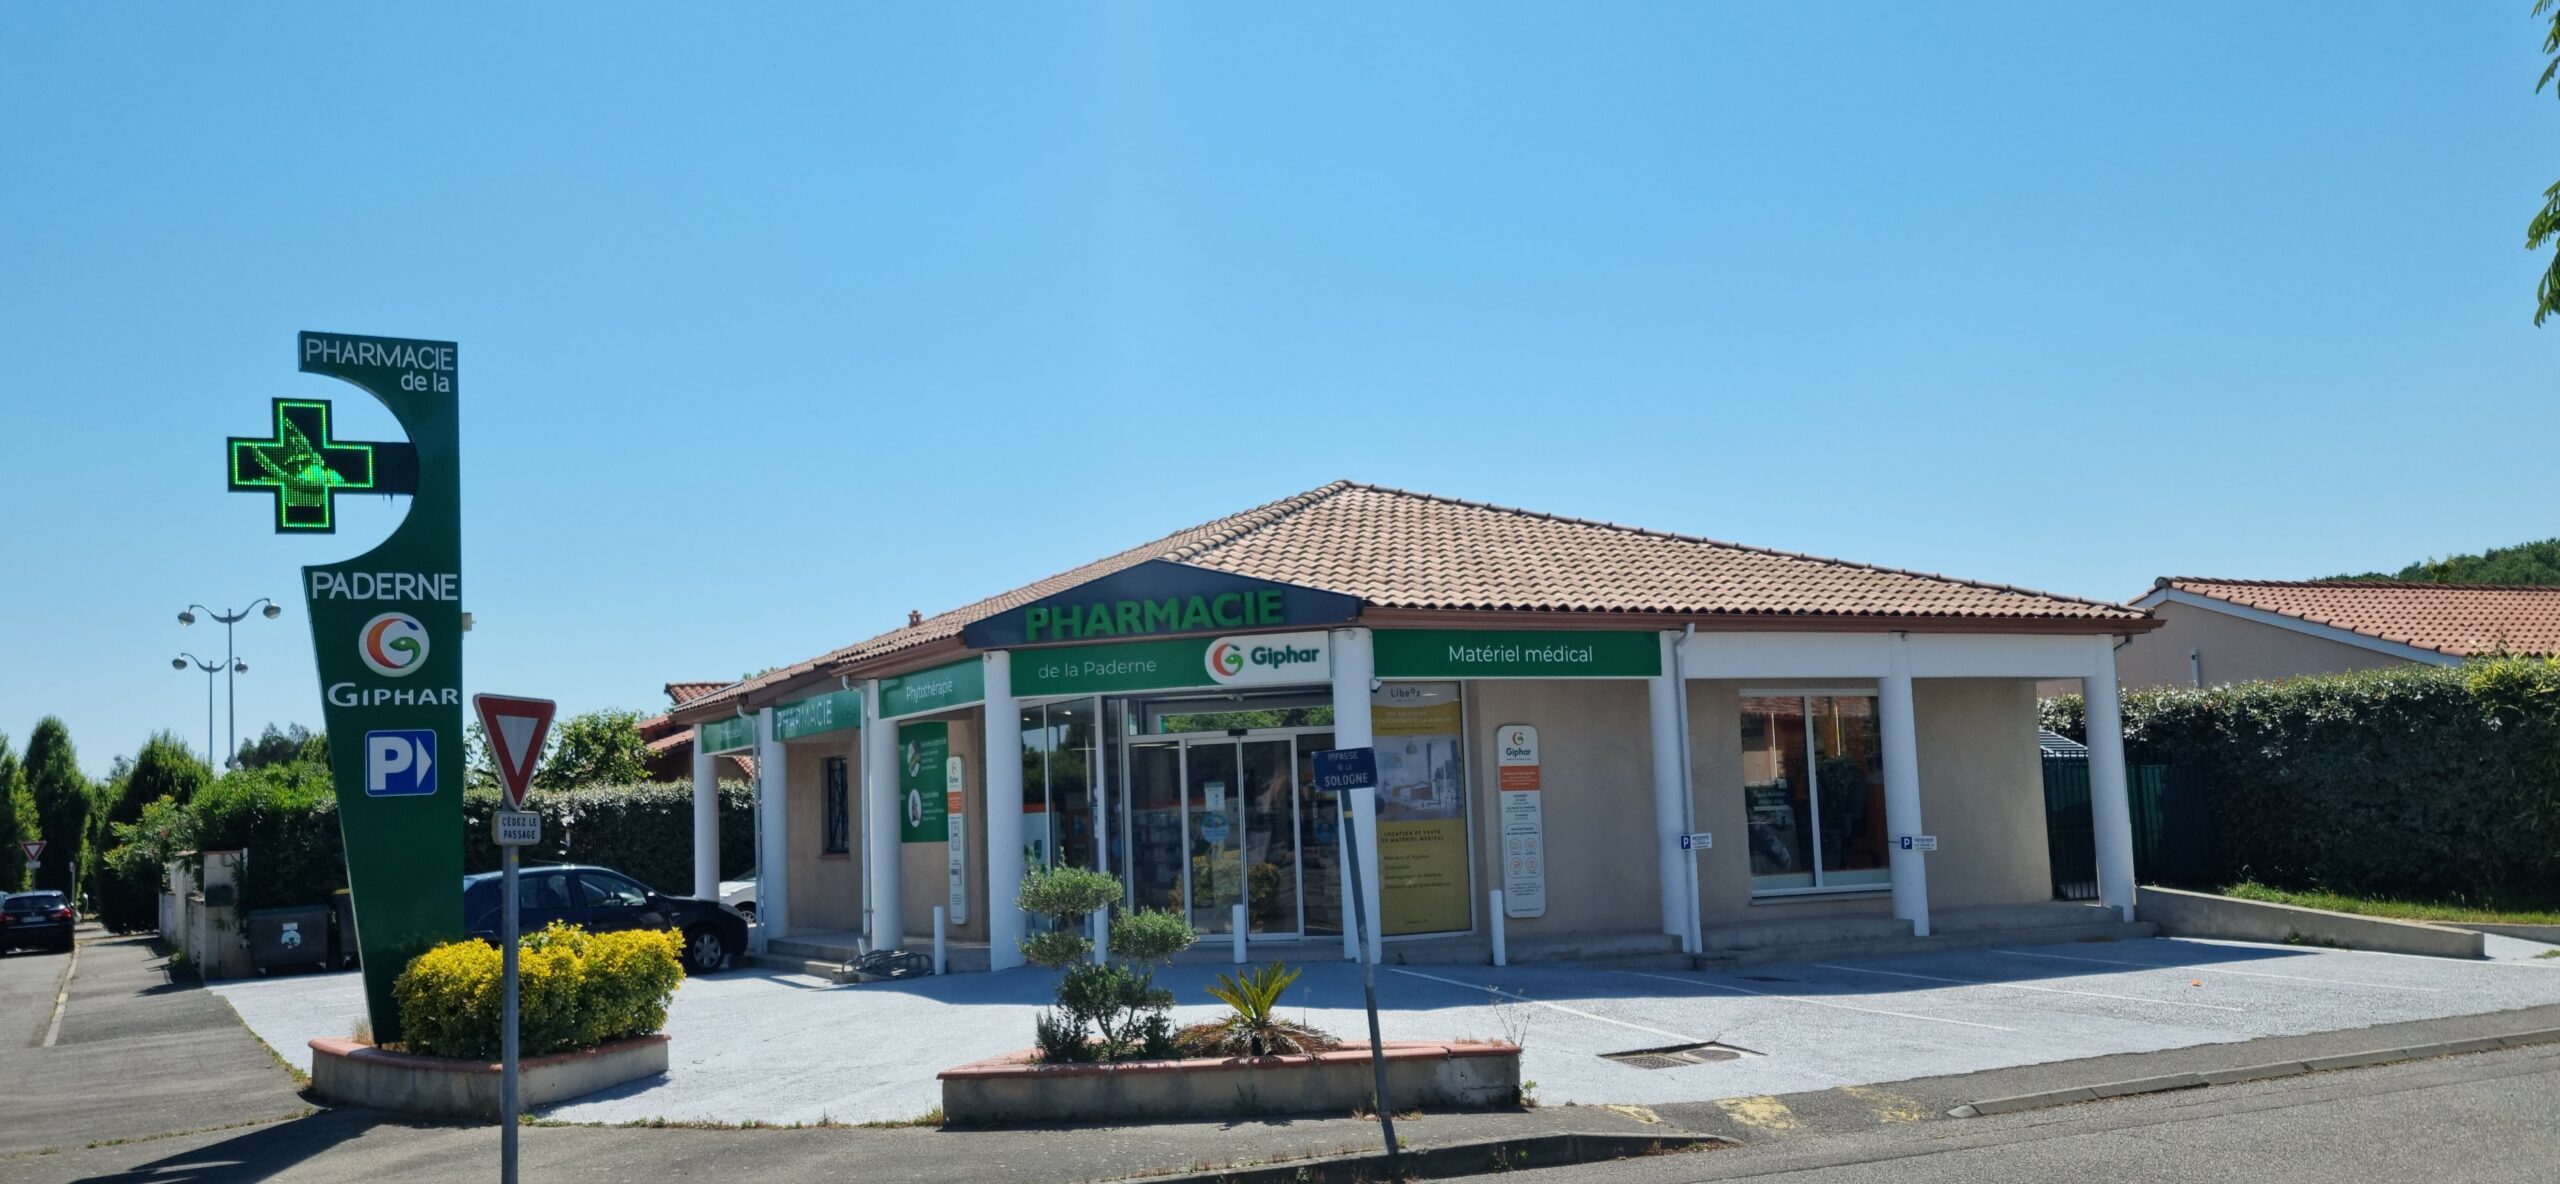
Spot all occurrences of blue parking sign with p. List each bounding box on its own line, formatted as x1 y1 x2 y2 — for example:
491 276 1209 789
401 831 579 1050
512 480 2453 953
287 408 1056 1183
364 729 437 797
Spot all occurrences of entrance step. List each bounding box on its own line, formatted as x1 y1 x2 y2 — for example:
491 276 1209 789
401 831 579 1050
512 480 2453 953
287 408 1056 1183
1688 919 2158 970
1703 914 1913 951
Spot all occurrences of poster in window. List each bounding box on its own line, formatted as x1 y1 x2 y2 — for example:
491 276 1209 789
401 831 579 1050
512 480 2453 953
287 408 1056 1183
1371 683 1470 935
899 721 949 843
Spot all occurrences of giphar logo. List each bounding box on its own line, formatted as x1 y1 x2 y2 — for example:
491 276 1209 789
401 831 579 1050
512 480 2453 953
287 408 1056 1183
359 612 429 677
1205 635 1324 685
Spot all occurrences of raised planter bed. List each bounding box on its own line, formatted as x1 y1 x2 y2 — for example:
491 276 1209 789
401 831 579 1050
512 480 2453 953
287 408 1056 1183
309 1034 669 1120
938 1041 1520 1126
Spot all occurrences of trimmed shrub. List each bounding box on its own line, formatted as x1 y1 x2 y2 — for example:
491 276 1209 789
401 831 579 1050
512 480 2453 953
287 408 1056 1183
393 922 684 1059
191 761 345 913
2044 658 2560 904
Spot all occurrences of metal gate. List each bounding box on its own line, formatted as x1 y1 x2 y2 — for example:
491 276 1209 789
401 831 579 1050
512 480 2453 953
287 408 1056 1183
2041 730 2217 899
2041 748 2099 901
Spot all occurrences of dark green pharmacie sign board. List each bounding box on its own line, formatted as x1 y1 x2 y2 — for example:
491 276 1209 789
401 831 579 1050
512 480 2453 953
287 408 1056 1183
226 332 462 1044
699 715 755 755
1373 630 1661 679
959 560 1360 649
775 688 862 741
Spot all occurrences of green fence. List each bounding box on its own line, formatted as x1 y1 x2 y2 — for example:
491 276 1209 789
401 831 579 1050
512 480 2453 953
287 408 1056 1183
2042 756 2217 899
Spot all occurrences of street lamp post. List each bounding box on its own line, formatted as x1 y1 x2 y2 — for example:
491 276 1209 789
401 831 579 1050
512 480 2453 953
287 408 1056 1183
171 653 243 765
180 599 281 767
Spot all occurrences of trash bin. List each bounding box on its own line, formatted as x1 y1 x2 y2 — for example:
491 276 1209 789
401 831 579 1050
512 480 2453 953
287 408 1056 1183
330 889 359 970
246 905 332 975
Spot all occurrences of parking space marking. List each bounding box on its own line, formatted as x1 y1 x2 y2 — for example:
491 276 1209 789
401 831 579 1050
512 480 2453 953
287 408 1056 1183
1384 967 1706 1044
1992 948 2447 992
1613 970 2018 1032
1809 961 2248 1012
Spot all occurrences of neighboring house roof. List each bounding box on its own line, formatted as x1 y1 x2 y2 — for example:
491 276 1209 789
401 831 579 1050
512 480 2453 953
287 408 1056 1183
677 481 2151 720
664 682 733 706
2037 729 2088 759
2135 578 2560 661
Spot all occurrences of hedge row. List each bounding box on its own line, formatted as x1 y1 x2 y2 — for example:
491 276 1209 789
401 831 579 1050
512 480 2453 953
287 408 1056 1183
463 782 756 894
182 768 755 911
2042 658 2560 904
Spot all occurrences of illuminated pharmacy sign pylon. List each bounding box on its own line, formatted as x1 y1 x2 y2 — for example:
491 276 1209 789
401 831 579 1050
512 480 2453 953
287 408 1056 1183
226 398 419 534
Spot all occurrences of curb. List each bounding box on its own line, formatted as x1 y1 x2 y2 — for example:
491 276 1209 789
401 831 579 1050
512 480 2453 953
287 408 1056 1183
1946 1026 2560 1118
1138 1131 1731 1183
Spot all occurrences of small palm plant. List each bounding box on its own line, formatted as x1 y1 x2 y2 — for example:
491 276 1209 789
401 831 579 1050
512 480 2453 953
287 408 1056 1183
1176 961 1338 1057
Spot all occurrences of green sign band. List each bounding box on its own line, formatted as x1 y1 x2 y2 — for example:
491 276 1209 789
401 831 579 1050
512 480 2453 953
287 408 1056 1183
281 331 463 1045
1012 631 1332 697
774 688 862 741
878 658 985 719
700 715 755 754
897 721 950 843
1025 588 1286 644
1373 630 1661 679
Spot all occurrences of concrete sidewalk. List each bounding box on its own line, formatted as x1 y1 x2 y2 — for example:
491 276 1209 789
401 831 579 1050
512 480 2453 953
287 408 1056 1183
211 933 2560 1126
0 931 309 1155
14 1006 2560 1184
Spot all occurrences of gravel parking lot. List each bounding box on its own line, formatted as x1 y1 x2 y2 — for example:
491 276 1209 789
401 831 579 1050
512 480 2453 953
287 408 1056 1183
212 934 2560 1126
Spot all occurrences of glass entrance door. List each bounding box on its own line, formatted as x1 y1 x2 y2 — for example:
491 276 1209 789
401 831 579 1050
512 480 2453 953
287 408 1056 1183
1120 731 1310 939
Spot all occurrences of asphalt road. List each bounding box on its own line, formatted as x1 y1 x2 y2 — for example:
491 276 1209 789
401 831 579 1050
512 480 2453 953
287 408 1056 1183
0 929 308 1157
1526 1043 2560 1184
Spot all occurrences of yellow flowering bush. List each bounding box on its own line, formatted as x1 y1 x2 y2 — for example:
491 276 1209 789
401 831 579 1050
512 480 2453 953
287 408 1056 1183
392 922 685 1059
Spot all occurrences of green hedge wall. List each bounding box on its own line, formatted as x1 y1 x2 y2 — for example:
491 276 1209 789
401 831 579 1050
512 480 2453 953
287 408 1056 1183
185 769 756 912
463 781 757 893
2041 659 2560 904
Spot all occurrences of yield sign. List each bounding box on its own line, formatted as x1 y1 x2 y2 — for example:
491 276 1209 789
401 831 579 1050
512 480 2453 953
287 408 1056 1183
472 694 557 811
18 840 41 864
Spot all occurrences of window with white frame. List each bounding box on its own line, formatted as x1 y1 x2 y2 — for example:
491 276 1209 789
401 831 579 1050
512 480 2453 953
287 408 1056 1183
1740 694 1890 893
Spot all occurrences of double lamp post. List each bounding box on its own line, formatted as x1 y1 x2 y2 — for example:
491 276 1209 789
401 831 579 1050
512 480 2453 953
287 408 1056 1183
172 599 281 768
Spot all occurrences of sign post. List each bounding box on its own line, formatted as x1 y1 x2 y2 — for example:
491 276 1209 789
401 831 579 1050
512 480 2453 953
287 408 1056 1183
1310 747 1399 1180
226 333 459 1045
474 694 555 1184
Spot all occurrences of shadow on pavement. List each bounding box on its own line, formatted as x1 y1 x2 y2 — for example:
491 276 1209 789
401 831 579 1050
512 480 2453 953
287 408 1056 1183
67 1109 398 1184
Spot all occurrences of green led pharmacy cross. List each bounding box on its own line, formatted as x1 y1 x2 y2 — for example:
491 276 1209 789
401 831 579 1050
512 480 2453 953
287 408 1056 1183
226 398 419 533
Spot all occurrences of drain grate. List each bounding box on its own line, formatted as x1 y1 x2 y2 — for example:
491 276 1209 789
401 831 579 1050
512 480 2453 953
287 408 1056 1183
1600 1042 1749 1070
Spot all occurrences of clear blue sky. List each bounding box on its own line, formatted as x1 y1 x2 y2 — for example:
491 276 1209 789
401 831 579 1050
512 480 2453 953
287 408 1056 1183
3 5 2553 777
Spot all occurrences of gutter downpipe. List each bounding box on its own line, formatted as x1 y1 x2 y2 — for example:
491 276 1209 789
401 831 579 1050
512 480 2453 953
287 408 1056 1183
1675 623 1702 955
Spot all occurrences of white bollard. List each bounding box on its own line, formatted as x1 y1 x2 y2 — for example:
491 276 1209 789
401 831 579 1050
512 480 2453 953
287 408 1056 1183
933 906 947 977
1232 903 1248 964
1490 890 1507 967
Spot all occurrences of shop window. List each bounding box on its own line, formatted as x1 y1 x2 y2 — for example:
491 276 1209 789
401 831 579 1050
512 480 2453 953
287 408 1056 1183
1021 699 1101 877
1742 695 1887 893
821 756 850 855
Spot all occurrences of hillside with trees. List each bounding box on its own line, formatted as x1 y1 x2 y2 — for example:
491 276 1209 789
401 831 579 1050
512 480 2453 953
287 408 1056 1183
2326 538 2560 585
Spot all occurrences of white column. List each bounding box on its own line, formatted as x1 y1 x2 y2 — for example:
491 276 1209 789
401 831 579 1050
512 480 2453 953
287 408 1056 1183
1330 627 1383 964
863 680 904 952
691 726 720 901
1879 634 1930 937
1647 632 1686 938
983 652 1026 971
754 708 790 945
2086 637 2139 921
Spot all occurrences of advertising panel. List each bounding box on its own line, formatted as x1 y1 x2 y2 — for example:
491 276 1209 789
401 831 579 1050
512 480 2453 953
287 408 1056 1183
899 721 950 843
1372 683 1470 936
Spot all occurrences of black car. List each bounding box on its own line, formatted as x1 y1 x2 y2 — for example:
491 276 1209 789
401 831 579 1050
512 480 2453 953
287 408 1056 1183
0 891 77 953
462 864 747 974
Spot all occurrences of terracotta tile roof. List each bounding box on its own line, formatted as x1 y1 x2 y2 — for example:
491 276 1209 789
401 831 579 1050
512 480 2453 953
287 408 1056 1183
664 682 732 706
679 481 2146 717
2152 578 2560 658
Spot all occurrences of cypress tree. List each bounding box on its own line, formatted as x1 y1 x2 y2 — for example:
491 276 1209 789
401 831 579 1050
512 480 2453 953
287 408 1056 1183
23 718 91 895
